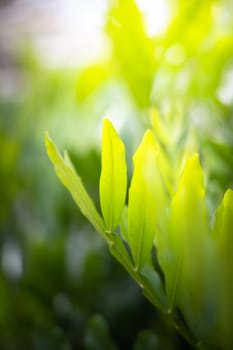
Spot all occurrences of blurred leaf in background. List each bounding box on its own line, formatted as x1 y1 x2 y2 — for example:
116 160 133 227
106 0 156 109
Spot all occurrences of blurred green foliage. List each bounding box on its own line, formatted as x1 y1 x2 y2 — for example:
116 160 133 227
0 0 233 348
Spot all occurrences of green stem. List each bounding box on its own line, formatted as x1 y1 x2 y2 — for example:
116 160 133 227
108 232 206 350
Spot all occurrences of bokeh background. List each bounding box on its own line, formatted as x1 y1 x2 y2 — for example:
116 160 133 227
0 0 233 349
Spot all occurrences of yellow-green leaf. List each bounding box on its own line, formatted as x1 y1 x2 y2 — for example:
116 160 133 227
45 133 106 239
128 130 164 270
100 119 127 232
167 154 209 311
213 189 233 252
212 189 233 346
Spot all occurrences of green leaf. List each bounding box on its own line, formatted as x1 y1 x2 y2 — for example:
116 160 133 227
128 130 162 270
212 189 233 348
45 133 106 240
213 189 233 252
166 154 209 312
99 119 127 232
106 0 155 108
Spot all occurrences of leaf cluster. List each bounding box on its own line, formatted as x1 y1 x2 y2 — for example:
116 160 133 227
46 119 233 349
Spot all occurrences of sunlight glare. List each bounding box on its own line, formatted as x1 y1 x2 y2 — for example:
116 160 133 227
136 0 170 36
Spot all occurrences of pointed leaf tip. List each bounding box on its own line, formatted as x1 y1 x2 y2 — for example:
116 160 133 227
213 188 233 250
100 119 127 232
45 131 51 150
45 132 62 165
179 153 204 196
128 129 163 270
166 152 208 308
223 188 233 206
45 131 54 150
134 129 157 155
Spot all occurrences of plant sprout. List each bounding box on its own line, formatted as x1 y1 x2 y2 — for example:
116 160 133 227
46 119 233 350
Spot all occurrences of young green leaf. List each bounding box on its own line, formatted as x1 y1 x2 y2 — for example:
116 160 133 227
128 130 162 271
212 189 233 348
45 133 107 240
166 154 209 314
213 189 233 252
100 119 127 232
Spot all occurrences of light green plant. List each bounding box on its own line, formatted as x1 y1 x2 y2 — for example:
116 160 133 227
46 119 233 350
